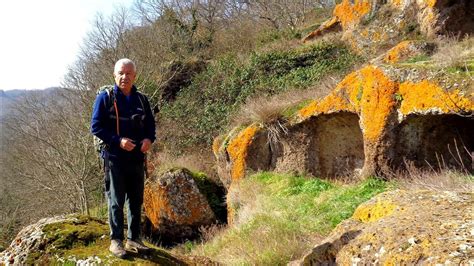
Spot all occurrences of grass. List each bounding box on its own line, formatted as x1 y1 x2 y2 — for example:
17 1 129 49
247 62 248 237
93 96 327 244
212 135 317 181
183 172 389 265
396 168 474 193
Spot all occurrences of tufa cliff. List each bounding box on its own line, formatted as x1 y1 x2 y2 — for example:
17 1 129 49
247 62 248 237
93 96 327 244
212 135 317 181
214 0 474 191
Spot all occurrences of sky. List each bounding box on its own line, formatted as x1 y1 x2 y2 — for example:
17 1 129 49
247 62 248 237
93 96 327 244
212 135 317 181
0 0 136 91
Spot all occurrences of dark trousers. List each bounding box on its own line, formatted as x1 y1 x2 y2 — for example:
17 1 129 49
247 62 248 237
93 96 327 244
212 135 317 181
105 158 144 241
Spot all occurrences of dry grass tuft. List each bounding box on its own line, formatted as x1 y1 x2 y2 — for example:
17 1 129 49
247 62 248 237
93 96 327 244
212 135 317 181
230 76 340 128
432 35 474 70
395 164 473 193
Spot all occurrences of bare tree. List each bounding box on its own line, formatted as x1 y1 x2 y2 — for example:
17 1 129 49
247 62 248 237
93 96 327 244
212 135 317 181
2 89 101 217
246 0 330 30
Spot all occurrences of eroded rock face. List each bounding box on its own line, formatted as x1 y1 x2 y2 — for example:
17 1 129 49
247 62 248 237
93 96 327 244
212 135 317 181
292 189 474 265
304 0 474 45
143 168 217 244
214 63 473 188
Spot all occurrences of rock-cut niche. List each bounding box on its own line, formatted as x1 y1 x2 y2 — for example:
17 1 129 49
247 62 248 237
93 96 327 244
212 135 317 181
308 112 365 178
393 114 473 173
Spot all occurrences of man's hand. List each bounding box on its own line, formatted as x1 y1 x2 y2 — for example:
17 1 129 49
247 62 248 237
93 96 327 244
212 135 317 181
141 138 152 153
120 137 136 151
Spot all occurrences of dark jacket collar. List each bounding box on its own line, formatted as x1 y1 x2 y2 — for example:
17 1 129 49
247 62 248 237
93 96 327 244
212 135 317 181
114 84 137 96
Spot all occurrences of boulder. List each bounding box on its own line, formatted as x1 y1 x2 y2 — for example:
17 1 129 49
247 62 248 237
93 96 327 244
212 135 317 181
0 214 214 265
292 189 474 265
0 215 108 265
143 168 218 244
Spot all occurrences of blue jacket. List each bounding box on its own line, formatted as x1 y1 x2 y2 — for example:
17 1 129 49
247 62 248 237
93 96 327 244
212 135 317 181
91 85 156 162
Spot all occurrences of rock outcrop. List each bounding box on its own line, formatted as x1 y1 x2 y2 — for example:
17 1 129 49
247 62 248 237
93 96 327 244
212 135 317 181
213 0 474 191
214 62 473 189
303 0 474 53
0 215 109 265
0 214 213 265
292 189 474 265
143 168 220 244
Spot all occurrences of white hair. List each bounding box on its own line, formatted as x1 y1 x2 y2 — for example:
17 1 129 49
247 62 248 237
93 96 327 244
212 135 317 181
114 58 136 73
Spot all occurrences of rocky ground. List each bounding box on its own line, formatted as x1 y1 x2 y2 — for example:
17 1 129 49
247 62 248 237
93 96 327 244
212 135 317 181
293 189 474 265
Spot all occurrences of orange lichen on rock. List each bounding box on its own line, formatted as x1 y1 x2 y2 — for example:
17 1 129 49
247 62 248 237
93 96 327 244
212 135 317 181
298 65 397 141
143 169 215 229
227 125 260 181
352 199 396 222
302 17 341 43
399 80 474 116
425 0 437 8
298 190 473 264
384 40 412 63
298 71 360 119
333 0 371 28
357 66 398 141
390 0 403 7
383 239 433 266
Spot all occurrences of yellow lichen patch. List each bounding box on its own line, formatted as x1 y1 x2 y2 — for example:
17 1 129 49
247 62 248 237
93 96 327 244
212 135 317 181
298 100 319 118
303 17 341 43
358 66 398 141
298 65 397 141
384 41 412 64
425 0 437 8
297 93 355 119
227 124 260 181
399 81 474 115
390 0 403 7
143 184 168 228
334 69 364 109
333 0 371 28
353 200 396 222
298 71 360 119
383 239 433 265
323 16 339 29
361 28 369 37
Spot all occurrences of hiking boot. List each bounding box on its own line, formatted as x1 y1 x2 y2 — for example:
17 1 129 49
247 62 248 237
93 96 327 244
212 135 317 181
125 239 151 254
109 239 127 258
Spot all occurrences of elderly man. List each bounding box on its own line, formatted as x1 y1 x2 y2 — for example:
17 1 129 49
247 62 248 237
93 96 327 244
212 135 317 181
91 58 156 258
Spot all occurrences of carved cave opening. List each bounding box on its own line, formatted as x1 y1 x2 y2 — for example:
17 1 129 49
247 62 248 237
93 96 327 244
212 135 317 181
393 114 473 173
309 112 365 178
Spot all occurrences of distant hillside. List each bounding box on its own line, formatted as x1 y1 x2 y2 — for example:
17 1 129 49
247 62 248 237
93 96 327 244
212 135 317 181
0 88 62 117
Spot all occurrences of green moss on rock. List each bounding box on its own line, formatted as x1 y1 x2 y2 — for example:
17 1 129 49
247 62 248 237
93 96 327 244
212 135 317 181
42 215 108 250
190 170 228 224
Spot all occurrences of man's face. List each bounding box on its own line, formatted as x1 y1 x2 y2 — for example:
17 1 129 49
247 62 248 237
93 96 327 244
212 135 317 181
114 63 136 92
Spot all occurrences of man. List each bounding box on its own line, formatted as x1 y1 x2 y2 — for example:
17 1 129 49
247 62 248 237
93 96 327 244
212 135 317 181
91 58 156 258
